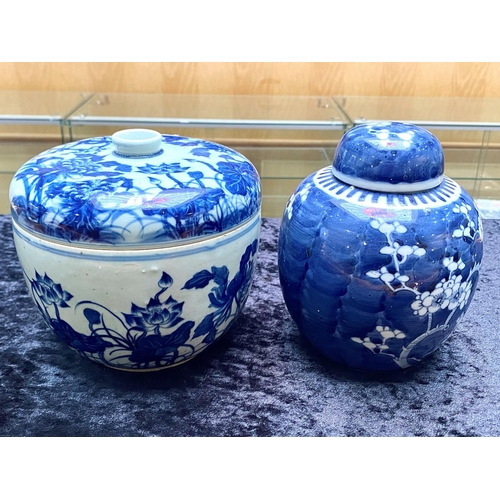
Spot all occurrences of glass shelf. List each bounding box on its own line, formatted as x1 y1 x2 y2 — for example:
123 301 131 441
1 92 500 218
0 90 93 141
334 95 500 131
0 91 94 214
64 92 347 146
237 147 336 218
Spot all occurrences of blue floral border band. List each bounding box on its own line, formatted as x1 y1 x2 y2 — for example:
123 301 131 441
12 212 261 262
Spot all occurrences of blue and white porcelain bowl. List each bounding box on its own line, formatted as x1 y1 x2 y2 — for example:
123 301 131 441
278 122 483 371
9 129 261 371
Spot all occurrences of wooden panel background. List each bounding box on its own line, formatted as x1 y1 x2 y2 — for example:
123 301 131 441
1 62 500 97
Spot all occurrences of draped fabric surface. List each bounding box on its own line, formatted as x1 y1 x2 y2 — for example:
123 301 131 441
1 215 499 437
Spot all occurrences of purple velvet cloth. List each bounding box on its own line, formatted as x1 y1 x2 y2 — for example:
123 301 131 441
1 215 500 436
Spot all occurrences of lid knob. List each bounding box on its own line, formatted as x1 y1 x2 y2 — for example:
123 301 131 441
332 121 444 193
112 129 163 156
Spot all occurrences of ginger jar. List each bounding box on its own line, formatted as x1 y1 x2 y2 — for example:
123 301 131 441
278 121 483 371
9 129 261 371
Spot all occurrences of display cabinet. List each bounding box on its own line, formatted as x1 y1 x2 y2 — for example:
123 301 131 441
64 92 346 146
0 91 93 213
1 91 500 218
238 146 336 217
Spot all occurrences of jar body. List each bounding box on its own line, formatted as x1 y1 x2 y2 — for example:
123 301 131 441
14 212 260 371
278 167 483 371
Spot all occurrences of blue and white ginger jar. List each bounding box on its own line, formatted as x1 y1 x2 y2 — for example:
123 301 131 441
10 129 261 371
278 121 483 371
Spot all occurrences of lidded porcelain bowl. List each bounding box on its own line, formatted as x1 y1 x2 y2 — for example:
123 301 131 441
9 129 261 371
278 122 483 371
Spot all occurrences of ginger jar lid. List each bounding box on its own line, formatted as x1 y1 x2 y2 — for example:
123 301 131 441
9 129 261 246
332 121 444 192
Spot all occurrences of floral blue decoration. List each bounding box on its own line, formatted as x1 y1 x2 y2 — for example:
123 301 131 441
278 166 483 372
27 239 259 370
10 135 261 246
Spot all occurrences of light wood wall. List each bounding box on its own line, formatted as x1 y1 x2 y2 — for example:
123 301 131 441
1 62 500 98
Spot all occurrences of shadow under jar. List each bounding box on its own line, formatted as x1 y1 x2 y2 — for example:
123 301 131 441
278 121 483 372
9 129 261 371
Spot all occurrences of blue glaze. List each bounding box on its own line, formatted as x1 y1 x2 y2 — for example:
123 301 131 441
9 134 261 246
26 239 259 370
332 121 444 189
278 123 483 372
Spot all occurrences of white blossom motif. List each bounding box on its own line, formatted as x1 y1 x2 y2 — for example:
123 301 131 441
380 242 426 259
352 336 388 351
352 326 406 354
366 219 425 292
453 221 476 240
452 202 472 215
443 257 466 273
376 325 406 339
411 279 454 316
451 201 482 241
285 183 312 220
457 280 473 310
356 214 481 369
370 219 407 235
366 266 409 284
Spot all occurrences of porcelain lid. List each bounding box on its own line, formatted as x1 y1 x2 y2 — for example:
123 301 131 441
9 129 261 246
332 121 444 192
